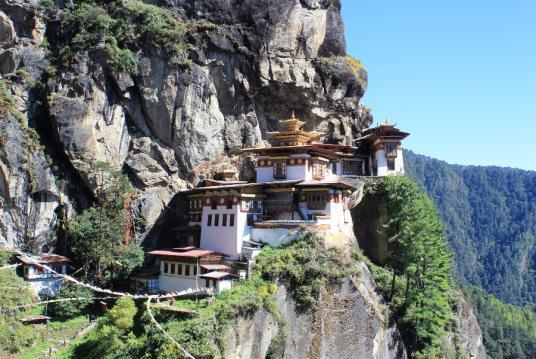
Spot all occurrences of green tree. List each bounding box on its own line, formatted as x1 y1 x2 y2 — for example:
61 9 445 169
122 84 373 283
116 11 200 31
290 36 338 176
377 176 453 357
0 269 37 354
48 283 93 319
68 162 143 286
75 297 143 359
0 246 11 265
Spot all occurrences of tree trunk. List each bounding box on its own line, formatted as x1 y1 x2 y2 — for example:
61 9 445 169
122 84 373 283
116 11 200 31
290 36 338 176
389 270 397 301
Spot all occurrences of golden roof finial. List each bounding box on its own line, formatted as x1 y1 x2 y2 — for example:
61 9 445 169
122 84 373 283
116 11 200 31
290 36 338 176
291 111 296 119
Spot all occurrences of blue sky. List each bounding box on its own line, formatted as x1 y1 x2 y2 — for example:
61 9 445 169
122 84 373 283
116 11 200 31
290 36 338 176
341 0 536 170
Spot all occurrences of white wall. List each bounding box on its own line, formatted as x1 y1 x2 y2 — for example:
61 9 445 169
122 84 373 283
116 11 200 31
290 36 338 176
375 149 388 176
200 204 249 257
28 278 65 298
327 201 345 230
287 165 310 181
216 280 233 294
375 148 405 176
395 148 405 174
256 167 274 182
158 260 200 291
159 274 198 292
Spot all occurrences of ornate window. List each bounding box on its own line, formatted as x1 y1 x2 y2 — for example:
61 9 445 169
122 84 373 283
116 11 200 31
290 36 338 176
307 193 328 210
273 161 287 179
387 159 395 171
342 161 359 175
312 161 326 180
385 143 398 157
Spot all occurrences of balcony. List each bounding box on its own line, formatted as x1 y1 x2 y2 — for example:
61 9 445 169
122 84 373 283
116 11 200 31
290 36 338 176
307 201 327 211
264 199 294 213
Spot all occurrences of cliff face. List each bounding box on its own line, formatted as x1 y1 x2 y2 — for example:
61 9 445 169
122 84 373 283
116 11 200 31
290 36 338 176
225 263 406 359
0 1 485 357
0 0 370 249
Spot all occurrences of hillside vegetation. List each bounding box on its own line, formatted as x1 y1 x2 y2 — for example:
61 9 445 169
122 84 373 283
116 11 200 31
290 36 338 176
404 150 536 358
463 286 536 359
404 150 536 308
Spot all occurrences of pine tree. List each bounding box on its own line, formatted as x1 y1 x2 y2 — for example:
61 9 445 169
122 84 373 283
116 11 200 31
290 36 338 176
379 175 453 357
68 162 144 286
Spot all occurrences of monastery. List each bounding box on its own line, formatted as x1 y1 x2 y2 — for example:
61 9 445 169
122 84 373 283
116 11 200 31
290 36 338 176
140 114 409 295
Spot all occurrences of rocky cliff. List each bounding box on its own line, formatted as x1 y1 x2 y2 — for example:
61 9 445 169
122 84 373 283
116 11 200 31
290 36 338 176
225 264 406 359
0 1 484 358
0 0 370 250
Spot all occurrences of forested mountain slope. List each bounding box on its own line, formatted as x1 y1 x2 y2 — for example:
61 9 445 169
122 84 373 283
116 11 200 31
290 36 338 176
404 150 536 308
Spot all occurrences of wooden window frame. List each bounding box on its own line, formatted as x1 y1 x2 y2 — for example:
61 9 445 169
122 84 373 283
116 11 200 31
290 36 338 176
207 214 212 226
312 161 326 180
273 161 287 179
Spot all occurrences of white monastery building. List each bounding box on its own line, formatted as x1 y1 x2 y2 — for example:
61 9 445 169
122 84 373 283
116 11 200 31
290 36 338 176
18 254 71 298
147 114 409 294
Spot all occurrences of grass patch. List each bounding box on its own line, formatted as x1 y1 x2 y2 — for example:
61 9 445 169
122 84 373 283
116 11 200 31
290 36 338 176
18 316 90 359
51 0 219 74
255 230 358 310
149 275 279 357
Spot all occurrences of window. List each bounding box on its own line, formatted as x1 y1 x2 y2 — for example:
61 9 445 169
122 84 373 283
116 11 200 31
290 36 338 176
342 161 359 175
307 193 328 210
193 266 197 276
185 265 190 276
332 162 337 173
170 263 176 275
312 161 326 179
163 262 169 274
229 214 235 227
273 161 287 179
214 214 220 226
222 214 227 226
387 159 395 171
207 214 212 226
147 279 158 292
385 143 398 157
177 264 183 275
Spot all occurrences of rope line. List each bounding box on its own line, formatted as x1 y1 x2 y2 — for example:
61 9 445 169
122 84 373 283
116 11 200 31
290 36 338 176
1 296 117 313
16 253 207 300
146 297 196 359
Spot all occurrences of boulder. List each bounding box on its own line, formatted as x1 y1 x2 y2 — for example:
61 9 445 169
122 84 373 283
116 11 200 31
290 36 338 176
0 11 16 44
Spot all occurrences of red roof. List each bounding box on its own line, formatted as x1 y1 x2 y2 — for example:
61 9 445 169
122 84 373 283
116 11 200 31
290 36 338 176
18 254 71 265
200 271 239 280
148 248 216 259
200 264 231 271
297 180 358 190
183 179 302 193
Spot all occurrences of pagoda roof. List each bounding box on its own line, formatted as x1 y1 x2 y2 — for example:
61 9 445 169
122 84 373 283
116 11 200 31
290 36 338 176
360 122 409 140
